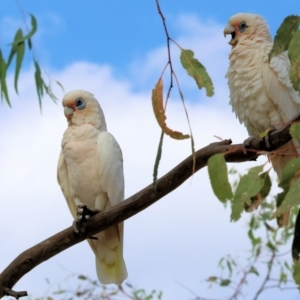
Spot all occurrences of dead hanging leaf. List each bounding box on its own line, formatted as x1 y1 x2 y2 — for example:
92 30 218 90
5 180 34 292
152 78 190 140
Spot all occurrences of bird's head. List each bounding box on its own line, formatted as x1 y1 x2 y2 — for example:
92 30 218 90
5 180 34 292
62 89 107 131
224 13 271 47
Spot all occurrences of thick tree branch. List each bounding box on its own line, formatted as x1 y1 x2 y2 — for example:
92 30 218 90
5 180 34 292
0 113 299 299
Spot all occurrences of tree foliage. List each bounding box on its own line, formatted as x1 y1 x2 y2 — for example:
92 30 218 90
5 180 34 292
0 10 59 109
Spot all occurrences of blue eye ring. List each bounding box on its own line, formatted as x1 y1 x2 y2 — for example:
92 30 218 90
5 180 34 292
238 21 248 33
75 97 86 110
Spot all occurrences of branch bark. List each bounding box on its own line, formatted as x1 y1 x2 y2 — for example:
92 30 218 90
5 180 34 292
0 113 299 299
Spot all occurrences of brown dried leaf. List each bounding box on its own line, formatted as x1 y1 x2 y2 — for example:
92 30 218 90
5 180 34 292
152 79 190 140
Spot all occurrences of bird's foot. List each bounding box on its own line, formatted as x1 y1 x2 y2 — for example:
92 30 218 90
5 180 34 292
72 204 101 234
260 126 276 149
243 136 256 148
242 136 257 155
77 204 101 221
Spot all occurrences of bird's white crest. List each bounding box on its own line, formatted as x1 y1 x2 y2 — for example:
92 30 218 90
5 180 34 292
57 89 128 284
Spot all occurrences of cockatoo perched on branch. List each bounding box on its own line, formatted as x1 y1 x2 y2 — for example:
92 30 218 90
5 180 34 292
57 90 127 284
224 13 300 178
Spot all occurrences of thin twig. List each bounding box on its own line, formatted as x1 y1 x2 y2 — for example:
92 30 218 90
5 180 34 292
253 251 276 300
155 0 174 108
3 287 27 299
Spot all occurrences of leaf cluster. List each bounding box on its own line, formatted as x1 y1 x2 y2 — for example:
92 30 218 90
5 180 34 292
28 274 163 300
1 13 59 109
203 197 298 300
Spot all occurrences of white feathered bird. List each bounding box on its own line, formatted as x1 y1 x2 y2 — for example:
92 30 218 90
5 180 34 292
57 89 127 284
224 13 300 179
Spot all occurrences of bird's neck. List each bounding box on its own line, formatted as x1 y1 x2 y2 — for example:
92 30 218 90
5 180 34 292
68 115 107 132
229 37 272 67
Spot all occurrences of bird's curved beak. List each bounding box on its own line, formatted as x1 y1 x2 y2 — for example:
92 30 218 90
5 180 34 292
64 106 75 117
223 24 238 46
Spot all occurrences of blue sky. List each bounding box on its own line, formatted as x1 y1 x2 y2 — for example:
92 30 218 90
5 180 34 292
3 0 300 74
1 1 300 300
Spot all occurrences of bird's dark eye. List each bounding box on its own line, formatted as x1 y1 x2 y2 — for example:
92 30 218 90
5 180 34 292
238 21 248 33
75 97 86 110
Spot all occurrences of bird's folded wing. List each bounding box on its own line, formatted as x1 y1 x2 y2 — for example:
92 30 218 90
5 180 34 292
57 150 78 218
264 52 300 124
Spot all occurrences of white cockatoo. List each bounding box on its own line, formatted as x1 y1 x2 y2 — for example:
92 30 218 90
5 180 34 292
224 13 300 179
57 89 128 284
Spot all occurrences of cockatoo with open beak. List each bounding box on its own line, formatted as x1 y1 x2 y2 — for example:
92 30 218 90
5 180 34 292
224 13 300 226
57 90 128 284
224 13 300 179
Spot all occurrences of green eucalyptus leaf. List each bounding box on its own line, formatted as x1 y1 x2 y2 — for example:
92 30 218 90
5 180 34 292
208 154 233 203
180 49 214 96
269 15 300 61
288 30 300 92
231 165 264 221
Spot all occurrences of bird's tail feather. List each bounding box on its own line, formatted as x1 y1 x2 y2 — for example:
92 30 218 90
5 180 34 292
87 224 127 285
95 243 127 285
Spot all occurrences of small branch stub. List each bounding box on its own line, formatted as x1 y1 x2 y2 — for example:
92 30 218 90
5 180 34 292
3 287 27 299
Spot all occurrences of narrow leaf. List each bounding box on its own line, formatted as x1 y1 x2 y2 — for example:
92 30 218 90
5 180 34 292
266 240 277 251
12 14 38 45
220 279 231 287
43 82 57 102
180 49 214 97
53 290 66 295
245 171 272 212
249 266 259 276
275 191 288 227
269 15 300 61
56 80 65 93
293 261 300 287
153 130 164 185
278 157 300 190
15 33 25 94
0 50 10 106
290 123 300 143
231 165 264 222
7 29 23 67
23 14 38 41
292 208 300 261
248 229 261 247
288 30 300 92
206 276 218 282
34 60 43 110
152 78 190 139
272 176 300 219
27 38 32 49
207 154 233 203
258 172 272 198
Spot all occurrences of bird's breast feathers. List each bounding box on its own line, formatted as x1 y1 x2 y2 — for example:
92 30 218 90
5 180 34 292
226 41 281 135
62 124 103 206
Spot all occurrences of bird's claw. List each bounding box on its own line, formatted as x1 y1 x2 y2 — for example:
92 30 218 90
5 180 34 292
77 204 101 221
262 126 276 149
72 219 82 234
242 136 256 155
72 204 101 234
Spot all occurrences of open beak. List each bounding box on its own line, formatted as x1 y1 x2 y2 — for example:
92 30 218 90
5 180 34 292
223 24 238 46
64 106 75 118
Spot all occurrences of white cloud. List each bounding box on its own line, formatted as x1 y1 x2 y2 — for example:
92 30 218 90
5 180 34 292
0 14 296 300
